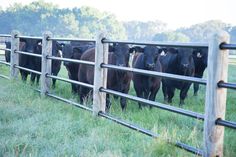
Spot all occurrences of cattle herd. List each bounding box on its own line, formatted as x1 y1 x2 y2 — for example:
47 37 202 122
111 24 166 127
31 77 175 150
3 39 208 111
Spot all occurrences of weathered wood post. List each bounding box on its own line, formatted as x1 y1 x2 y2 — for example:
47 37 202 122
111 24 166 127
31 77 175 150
93 33 109 115
203 31 230 157
10 30 20 80
41 31 52 96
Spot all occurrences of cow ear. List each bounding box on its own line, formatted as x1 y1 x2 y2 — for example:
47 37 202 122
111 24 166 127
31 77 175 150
37 40 42 46
132 46 144 53
168 48 178 54
73 47 83 54
20 38 26 43
60 43 65 49
108 45 114 52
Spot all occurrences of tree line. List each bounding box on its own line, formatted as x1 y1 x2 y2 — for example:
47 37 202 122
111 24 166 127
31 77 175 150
0 0 235 44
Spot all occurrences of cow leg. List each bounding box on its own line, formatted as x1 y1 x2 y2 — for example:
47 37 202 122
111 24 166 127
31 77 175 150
194 73 203 96
136 90 144 109
72 84 78 94
162 80 168 102
167 87 175 104
120 87 130 111
22 71 28 82
180 83 192 106
30 73 36 85
143 90 150 108
79 87 91 104
52 78 56 89
149 85 160 109
193 83 199 96
36 74 40 85
106 94 111 112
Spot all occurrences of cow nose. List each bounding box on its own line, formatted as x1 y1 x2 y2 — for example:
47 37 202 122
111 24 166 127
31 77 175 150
118 64 125 67
63 61 70 67
146 63 155 69
182 64 189 68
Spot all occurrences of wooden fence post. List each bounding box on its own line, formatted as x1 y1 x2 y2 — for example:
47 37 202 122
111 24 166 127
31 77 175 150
93 33 109 115
203 31 230 157
10 30 20 80
41 31 52 96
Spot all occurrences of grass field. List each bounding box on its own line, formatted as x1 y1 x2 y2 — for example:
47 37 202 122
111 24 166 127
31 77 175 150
0 60 236 156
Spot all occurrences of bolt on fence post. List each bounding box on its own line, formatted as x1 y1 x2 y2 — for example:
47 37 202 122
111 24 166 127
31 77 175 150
93 33 109 116
41 31 52 96
203 31 229 157
10 30 20 80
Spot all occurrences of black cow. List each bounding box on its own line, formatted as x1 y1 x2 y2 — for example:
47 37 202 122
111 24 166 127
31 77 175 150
5 42 11 62
18 38 42 81
31 41 63 88
160 48 195 105
192 47 208 96
62 42 95 94
78 43 133 111
132 46 162 109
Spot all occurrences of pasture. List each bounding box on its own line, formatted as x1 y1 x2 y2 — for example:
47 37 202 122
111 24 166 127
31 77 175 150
0 59 236 156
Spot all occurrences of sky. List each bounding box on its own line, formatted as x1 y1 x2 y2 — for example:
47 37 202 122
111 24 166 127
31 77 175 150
1 0 236 29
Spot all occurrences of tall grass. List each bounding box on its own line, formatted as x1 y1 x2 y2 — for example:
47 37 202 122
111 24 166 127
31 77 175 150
0 63 235 156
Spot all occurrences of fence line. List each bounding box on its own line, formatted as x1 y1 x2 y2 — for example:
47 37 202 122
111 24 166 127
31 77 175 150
0 30 236 157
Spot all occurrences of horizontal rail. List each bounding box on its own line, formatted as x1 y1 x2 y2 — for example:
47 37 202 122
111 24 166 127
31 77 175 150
46 93 93 112
35 89 203 156
99 111 203 156
101 64 207 85
0 60 10 66
48 37 95 42
15 50 42 58
102 39 208 48
0 34 11 38
47 56 95 66
0 74 9 79
220 43 236 50
0 48 11 52
46 74 94 89
216 119 236 130
100 88 204 120
16 35 42 40
218 81 236 90
14 65 42 75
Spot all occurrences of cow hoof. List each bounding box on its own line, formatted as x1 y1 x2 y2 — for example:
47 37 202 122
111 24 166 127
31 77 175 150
179 101 185 106
194 93 198 96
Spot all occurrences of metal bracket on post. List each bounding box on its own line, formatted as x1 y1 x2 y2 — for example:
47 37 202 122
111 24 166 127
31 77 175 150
10 30 20 80
203 31 230 157
41 31 52 96
93 33 109 116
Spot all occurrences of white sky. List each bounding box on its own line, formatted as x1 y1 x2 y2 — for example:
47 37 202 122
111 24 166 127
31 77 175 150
1 0 236 29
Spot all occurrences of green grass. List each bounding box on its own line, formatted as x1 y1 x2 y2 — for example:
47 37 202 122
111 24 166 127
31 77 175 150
0 63 236 156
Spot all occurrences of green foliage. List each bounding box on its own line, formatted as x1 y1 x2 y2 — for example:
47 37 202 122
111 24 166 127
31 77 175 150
176 20 231 42
153 31 190 42
0 1 127 39
124 20 167 41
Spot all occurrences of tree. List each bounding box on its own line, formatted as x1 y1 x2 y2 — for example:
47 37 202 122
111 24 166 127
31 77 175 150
177 20 231 42
123 20 167 41
153 32 190 42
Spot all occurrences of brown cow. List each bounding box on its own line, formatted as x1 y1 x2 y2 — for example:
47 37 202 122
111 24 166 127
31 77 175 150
78 43 134 111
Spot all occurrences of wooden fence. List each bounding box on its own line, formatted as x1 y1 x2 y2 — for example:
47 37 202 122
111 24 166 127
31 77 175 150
0 30 236 157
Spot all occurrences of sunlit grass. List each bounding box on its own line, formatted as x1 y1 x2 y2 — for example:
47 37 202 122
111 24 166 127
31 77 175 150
0 63 236 156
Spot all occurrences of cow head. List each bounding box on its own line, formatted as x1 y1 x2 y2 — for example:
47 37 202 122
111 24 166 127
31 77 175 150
109 43 134 67
192 47 208 67
176 48 193 70
133 46 161 70
20 38 42 53
62 44 73 67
